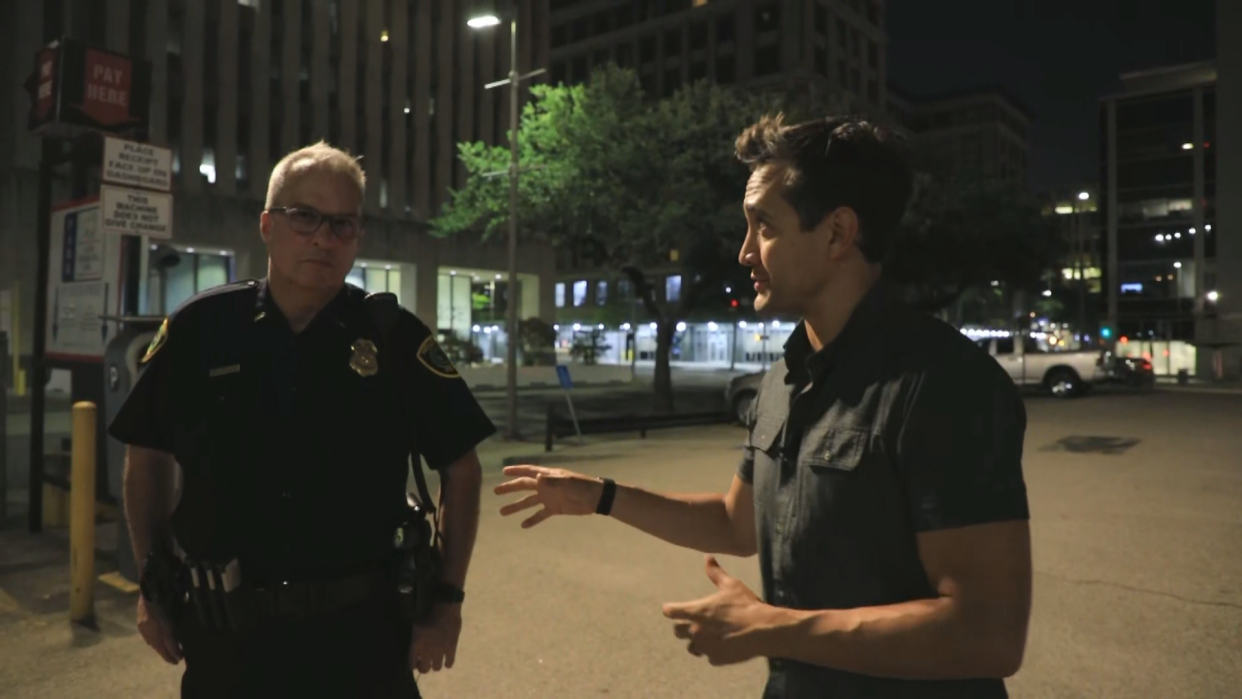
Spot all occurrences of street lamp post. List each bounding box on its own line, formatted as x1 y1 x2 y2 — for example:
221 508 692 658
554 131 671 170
1076 191 1089 341
469 3 545 440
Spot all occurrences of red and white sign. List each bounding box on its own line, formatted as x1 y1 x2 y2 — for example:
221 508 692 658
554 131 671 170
81 48 132 126
33 47 57 120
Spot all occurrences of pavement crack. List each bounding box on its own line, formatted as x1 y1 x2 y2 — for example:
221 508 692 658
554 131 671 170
1036 571 1242 611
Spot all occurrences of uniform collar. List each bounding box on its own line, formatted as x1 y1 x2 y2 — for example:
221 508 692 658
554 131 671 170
253 278 354 335
784 277 901 383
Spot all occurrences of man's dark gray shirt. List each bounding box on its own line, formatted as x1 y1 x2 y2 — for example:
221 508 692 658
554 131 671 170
738 280 1030 699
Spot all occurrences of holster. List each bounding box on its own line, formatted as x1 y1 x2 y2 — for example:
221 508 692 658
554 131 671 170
393 492 442 626
139 545 189 633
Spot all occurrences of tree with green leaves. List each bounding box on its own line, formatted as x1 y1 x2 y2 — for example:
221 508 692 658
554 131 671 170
432 65 768 412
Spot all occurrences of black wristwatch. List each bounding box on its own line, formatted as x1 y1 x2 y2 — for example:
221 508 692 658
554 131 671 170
433 582 465 604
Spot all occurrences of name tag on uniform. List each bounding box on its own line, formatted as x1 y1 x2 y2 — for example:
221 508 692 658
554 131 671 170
208 364 241 378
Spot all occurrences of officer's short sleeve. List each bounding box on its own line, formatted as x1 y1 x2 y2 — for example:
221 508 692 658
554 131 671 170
402 316 497 470
896 355 1030 533
107 316 181 454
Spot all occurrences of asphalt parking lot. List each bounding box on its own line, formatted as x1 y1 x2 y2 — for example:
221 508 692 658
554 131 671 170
1 388 1239 698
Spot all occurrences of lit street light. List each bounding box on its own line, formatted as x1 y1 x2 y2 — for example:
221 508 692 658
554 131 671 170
1078 191 1090 201
469 1 546 440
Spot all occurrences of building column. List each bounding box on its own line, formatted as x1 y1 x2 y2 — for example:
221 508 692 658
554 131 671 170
248 0 271 200
182 0 206 193
339 0 358 150
364 0 384 214
217 0 239 196
1193 87 1206 317
105 0 129 52
311 0 330 141
389 0 409 215
281 0 302 155
1106 99 1118 333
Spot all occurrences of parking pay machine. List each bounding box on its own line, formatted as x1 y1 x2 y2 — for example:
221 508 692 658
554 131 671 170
101 316 165 582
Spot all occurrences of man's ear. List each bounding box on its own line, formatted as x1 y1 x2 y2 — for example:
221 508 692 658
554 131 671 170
822 207 860 259
259 211 272 245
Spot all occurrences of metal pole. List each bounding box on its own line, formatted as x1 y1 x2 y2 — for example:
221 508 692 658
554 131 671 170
504 13 520 440
30 137 56 534
1 331 8 526
1076 201 1086 337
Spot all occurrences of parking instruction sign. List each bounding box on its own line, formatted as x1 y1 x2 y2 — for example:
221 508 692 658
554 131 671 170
103 136 172 191
100 183 173 239
45 198 125 361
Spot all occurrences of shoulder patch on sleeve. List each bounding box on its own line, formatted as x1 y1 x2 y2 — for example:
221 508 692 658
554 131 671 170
140 318 169 365
417 335 460 378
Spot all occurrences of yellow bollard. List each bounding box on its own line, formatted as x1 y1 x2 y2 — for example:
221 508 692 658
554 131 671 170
69 401 97 627
42 482 68 528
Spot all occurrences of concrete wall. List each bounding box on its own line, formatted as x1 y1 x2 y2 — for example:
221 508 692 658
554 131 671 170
1212 0 1242 377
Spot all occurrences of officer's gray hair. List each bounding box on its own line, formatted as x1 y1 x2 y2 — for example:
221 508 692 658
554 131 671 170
265 141 367 212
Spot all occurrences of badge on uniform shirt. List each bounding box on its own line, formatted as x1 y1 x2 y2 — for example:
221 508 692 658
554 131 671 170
417 336 459 379
350 338 379 377
141 318 169 365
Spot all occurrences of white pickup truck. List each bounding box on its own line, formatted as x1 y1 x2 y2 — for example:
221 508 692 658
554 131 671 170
974 335 1107 398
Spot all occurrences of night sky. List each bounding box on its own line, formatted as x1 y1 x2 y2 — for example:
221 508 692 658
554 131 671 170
886 0 1218 191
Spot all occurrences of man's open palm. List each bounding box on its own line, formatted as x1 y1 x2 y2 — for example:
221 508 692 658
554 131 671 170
494 465 603 528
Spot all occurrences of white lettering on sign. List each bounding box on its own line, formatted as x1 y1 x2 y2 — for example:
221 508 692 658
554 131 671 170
100 184 173 240
93 64 127 86
103 137 173 191
85 84 129 107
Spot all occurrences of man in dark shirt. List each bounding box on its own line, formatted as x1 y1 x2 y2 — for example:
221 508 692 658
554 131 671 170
111 142 496 697
495 115 1032 698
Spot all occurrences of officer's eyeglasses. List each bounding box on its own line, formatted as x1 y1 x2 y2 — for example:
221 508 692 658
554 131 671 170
267 206 363 242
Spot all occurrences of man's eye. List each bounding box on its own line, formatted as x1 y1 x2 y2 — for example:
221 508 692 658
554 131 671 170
291 210 320 226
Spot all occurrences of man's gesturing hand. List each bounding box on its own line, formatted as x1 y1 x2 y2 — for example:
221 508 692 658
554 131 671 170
493 465 604 528
662 555 774 667
137 594 182 664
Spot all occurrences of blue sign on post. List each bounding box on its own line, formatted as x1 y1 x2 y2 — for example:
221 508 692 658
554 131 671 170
555 364 573 390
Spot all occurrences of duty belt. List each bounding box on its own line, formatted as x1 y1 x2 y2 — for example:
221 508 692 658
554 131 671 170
171 549 392 631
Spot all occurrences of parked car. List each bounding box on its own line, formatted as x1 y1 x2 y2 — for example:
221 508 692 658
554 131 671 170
1101 351 1156 389
975 335 1108 398
725 370 765 424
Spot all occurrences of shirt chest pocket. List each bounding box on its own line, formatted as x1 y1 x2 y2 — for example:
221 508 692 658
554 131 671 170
797 425 873 474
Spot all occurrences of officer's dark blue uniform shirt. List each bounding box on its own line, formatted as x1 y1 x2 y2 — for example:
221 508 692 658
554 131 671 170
738 279 1030 699
108 279 496 582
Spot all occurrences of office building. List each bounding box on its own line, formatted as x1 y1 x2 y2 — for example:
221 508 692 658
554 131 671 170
548 0 889 115
891 84 1032 188
1039 185 1103 345
0 0 558 373
1100 46 1242 377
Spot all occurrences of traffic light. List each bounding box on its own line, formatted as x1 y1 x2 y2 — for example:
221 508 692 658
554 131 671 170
1100 326 1112 339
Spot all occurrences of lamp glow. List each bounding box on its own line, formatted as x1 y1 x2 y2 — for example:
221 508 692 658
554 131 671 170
468 15 501 28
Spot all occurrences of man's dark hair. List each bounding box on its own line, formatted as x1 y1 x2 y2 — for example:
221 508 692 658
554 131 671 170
735 113 914 263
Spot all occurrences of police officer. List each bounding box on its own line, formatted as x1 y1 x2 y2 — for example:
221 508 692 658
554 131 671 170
495 115 1033 698
110 141 495 698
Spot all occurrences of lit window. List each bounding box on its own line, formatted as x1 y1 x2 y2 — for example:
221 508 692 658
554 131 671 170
554 283 566 308
573 280 588 307
666 275 682 303
596 281 608 306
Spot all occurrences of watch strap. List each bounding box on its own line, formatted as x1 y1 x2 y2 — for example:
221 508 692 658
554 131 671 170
595 477 617 516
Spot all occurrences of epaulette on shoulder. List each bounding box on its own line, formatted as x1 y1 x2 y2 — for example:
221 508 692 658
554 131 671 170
169 279 261 319
364 291 400 337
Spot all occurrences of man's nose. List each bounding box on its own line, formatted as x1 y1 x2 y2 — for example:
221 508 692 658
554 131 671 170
309 220 340 248
738 231 757 266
